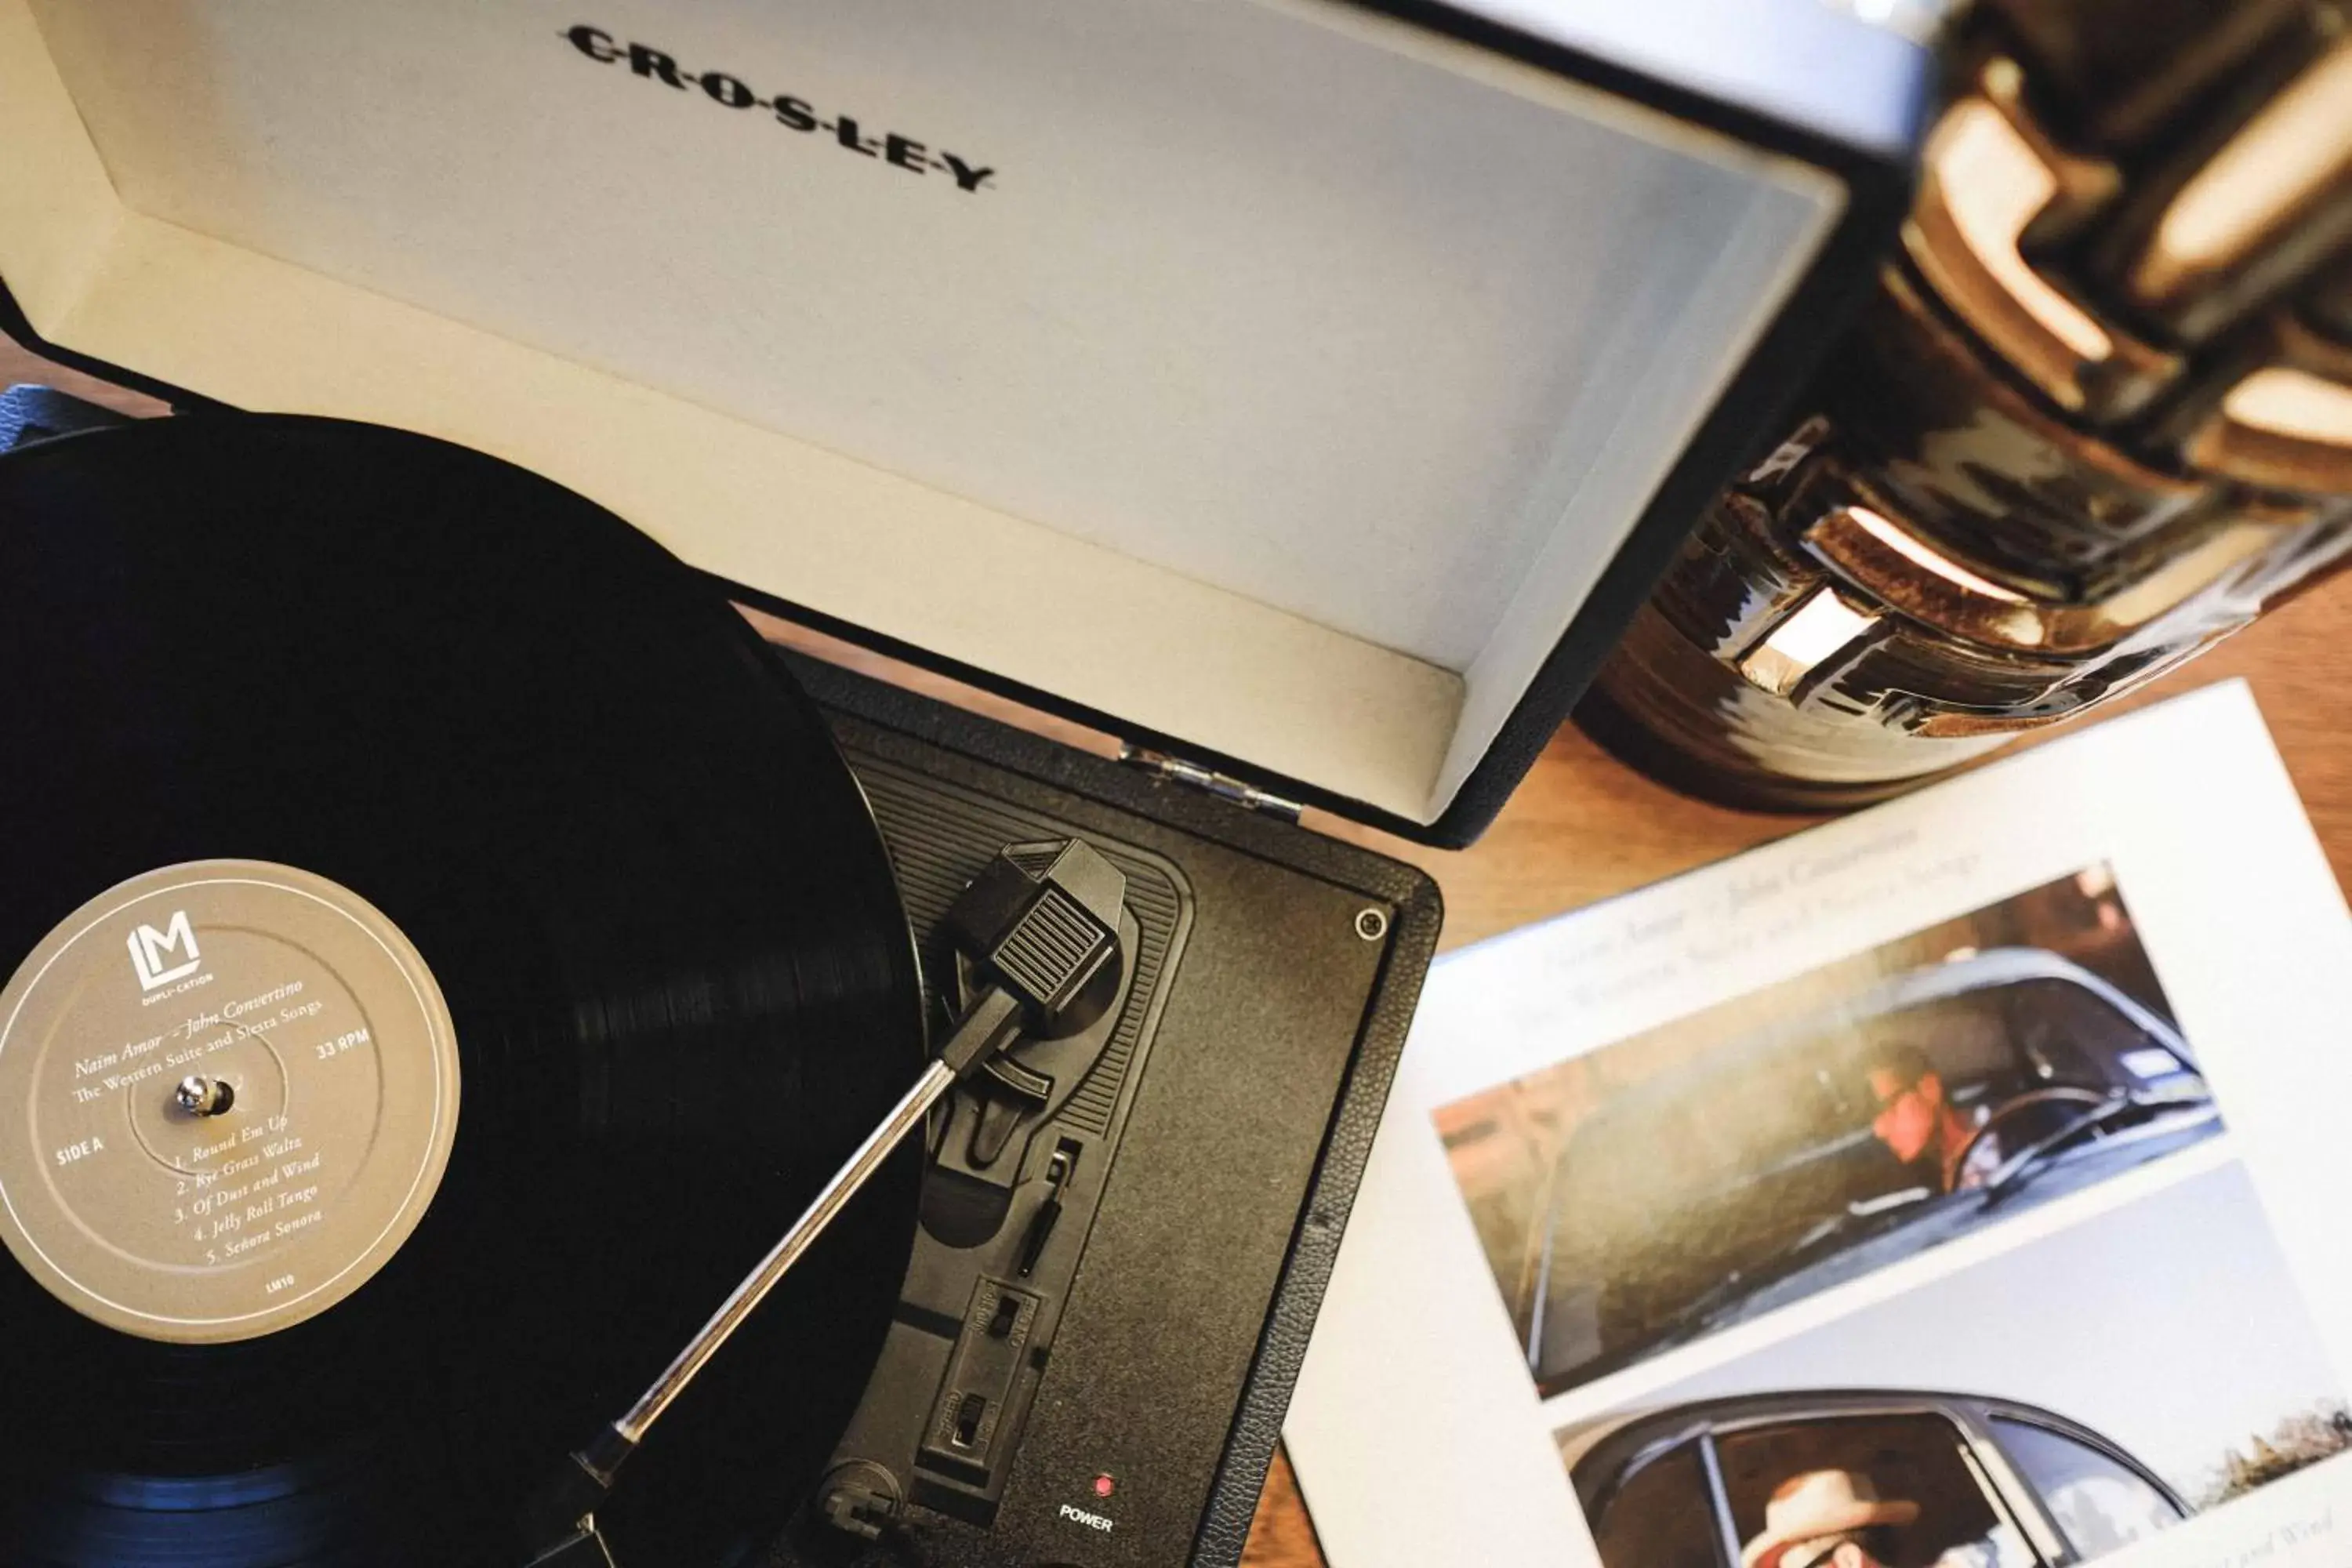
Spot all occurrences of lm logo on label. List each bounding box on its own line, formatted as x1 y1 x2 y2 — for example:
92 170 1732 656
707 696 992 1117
127 911 201 990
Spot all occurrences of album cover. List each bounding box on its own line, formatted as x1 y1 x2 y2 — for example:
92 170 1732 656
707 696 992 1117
1287 681 2352 1568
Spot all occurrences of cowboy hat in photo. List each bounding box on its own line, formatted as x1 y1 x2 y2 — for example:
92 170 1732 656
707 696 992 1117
1741 1468 1922 1568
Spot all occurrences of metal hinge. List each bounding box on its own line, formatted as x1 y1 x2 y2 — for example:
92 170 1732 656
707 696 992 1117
1116 747 1305 823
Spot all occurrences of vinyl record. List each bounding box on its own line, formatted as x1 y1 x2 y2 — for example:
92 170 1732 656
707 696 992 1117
0 415 927 1566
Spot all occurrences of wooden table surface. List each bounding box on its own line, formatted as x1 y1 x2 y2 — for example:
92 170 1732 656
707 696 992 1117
7 336 2350 1566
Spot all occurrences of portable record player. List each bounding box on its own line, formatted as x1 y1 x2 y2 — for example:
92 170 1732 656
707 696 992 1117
0 3 1932 1565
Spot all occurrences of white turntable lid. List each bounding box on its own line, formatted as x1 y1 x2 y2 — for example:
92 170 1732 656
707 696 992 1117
0 0 1920 829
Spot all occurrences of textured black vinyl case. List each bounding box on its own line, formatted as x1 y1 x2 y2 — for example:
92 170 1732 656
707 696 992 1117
767 654 1439 1568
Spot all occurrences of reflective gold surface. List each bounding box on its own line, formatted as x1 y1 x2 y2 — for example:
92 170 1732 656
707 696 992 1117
1584 3 2352 808
2128 39 2352 326
2194 365 2352 489
1904 69 2176 416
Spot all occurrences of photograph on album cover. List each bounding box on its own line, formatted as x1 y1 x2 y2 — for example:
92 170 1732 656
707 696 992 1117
1558 1159 2351 1568
1434 865 2224 1399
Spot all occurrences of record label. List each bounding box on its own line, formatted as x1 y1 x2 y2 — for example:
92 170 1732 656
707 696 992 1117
0 861 459 1344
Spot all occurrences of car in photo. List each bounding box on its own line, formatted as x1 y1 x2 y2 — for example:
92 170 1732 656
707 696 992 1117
1516 948 2220 1396
1563 1388 2190 1568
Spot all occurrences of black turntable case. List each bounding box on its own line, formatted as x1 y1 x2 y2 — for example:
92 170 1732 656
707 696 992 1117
0 2 1933 1563
782 653 1439 1568
0 383 1429 1568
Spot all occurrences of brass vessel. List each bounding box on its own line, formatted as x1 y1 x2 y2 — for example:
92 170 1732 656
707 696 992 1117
1582 0 2352 807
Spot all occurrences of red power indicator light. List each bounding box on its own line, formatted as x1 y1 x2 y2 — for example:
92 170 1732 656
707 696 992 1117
1091 1473 1116 1499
